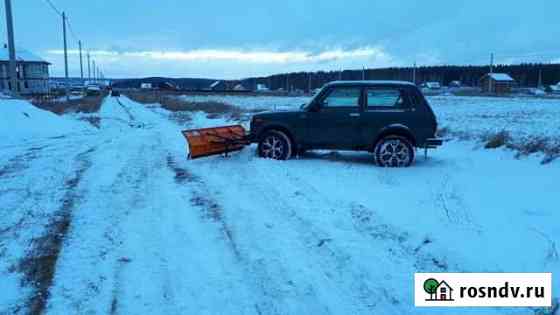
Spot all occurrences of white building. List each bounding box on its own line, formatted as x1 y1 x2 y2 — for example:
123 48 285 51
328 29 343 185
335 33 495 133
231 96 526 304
0 46 50 94
425 82 441 89
547 83 560 95
256 84 269 91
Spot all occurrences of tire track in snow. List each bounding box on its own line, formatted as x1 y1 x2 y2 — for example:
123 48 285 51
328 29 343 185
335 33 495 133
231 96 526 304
14 146 95 315
106 161 151 315
280 168 469 307
186 158 376 314
196 156 456 314
286 168 457 272
234 169 388 314
166 155 292 315
115 97 135 122
43 99 162 314
166 155 242 259
0 145 48 179
107 135 183 315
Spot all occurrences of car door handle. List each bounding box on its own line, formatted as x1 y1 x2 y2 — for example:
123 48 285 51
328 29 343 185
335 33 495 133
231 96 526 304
349 113 360 117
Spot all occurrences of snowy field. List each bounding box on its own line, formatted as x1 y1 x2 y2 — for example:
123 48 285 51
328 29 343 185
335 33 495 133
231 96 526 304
0 95 558 314
179 94 560 159
180 94 560 139
179 94 310 111
430 96 560 148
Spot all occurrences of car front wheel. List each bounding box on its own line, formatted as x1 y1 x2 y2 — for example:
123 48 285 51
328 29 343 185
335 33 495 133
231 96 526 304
258 130 292 160
374 135 414 167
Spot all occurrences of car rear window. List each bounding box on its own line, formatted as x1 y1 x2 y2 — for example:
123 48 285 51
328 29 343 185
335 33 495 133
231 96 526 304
366 88 405 108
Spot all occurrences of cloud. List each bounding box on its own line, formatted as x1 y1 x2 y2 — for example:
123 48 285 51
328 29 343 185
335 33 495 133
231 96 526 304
45 46 402 78
46 46 392 65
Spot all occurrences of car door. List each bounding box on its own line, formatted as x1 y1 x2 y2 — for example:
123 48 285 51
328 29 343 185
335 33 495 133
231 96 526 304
360 87 414 146
305 86 363 149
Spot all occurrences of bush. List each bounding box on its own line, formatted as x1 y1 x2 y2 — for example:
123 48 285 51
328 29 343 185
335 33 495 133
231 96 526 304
484 130 511 149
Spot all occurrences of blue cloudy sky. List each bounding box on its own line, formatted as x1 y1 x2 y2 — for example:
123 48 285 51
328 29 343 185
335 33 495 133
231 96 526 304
3 0 560 79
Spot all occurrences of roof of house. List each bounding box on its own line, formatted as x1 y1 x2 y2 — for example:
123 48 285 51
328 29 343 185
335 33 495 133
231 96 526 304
326 80 416 87
210 80 221 88
233 83 248 90
0 47 49 64
487 73 515 82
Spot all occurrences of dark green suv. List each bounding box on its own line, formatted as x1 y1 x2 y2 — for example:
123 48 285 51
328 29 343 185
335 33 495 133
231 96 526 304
249 81 442 167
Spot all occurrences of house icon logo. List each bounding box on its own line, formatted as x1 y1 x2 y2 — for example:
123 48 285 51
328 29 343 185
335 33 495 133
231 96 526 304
423 278 454 301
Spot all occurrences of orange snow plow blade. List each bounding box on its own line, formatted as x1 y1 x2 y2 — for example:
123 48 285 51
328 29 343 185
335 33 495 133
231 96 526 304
181 125 250 159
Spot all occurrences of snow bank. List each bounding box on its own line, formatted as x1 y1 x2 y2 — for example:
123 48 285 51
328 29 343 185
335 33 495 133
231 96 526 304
0 99 92 143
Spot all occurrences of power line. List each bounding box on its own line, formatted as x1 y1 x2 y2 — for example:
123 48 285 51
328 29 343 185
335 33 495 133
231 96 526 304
66 18 79 42
40 0 102 81
43 0 82 44
42 0 62 17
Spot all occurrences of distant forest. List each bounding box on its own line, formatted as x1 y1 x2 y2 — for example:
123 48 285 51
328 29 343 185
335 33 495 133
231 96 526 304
244 63 560 92
110 63 560 92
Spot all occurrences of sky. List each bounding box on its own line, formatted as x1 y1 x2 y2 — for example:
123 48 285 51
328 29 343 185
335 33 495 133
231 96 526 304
2 0 560 79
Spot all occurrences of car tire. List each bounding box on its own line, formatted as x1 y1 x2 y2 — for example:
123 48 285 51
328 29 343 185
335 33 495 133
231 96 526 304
374 135 414 167
258 130 292 160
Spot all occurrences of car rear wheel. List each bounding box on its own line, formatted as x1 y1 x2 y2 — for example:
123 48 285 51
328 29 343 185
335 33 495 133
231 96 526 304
374 135 414 167
258 130 292 160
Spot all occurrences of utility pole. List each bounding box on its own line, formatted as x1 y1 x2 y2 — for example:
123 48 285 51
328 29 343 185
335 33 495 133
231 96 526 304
92 60 96 82
488 53 494 93
538 68 543 88
87 51 91 82
79 40 83 81
4 0 18 94
412 61 417 85
362 67 366 80
62 11 69 101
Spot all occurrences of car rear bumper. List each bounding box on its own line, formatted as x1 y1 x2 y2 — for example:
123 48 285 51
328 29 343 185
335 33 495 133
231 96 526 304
425 138 443 148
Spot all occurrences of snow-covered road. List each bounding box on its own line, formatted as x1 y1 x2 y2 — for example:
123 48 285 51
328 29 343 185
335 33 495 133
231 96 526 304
1 96 558 314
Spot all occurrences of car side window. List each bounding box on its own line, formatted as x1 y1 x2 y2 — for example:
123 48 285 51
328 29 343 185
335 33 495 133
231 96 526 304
366 88 405 108
321 87 361 108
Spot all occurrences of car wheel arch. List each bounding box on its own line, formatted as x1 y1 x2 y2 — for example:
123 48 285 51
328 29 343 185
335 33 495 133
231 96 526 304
372 124 417 149
258 125 297 147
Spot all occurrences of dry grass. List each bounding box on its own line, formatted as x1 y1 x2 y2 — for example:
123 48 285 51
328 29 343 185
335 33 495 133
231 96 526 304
126 91 239 113
513 137 560 164
484 130 511 149
441 127 560 164
480 130 560 164
124 90 261 123
78 116 101 129
30 93 107 115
